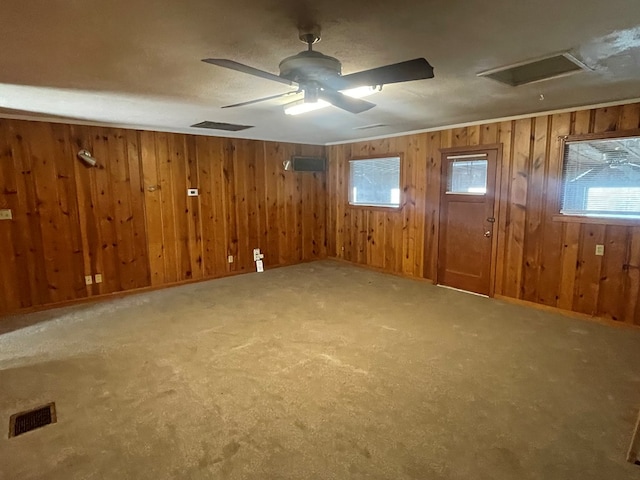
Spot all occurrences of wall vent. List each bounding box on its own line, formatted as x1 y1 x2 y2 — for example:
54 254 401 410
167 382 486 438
478 52 590 87
284 156 326 172
9 403 57 438
190 121 254 131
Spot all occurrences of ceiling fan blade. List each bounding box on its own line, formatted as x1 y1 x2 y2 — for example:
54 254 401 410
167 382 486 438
222 91 299 108
318 89 375 114
202 58 296 87
337 58 435 89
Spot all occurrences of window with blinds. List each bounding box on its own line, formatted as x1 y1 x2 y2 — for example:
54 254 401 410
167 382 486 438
349 156 401 207
560 136 640 218
446 156 488 194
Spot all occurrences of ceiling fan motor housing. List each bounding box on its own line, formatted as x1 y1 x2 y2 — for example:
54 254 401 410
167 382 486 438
279 50 342 85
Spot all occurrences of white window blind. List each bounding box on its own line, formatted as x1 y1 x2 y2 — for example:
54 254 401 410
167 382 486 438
446 156 488 194
349 156 400 207
561 136 640 218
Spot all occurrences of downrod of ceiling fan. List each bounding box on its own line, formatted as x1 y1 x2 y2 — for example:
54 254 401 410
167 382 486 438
298 25 321 50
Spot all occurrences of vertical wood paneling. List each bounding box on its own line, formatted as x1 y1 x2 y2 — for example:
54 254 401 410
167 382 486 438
536 112 572 306
185 135 204 280
2 100 638 322
1 119 326 315
597 226 629 321
522 116 549 302
574 224 606 315
557 223 581 310
0 123 24 311
624 229 640 325
503 118 533 299
141 130 165 286
326 101 640 326
493 121 513 296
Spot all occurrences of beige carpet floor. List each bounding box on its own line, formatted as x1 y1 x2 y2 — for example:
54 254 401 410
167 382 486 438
1 260 639 479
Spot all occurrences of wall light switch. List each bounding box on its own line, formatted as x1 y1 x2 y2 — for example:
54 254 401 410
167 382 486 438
0 209 12 220
595 244 605 256
85 275 93 285
94 273 103 284
187 188 199 197
228 255 234 263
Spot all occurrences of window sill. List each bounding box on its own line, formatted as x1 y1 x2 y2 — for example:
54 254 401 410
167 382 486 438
552 214 640 227
347 203 402 212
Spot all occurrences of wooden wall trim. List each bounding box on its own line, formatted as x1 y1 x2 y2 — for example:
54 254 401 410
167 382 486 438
552 215 640 227
439 143 503 155
562 127 640 142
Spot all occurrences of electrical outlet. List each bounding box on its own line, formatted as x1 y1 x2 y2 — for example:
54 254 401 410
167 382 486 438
187 188 199 197
253 248 261 261
85 275 93 285
0 209 12 220
94 273 103 284
228 255 234 263
595 244 605 256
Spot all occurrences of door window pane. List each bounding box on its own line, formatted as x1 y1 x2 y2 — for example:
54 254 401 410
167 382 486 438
447 159 488 194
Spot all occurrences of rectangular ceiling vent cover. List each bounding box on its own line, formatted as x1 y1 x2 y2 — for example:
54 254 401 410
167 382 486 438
190 121 254 131
478 52 590 87
9 402 57 438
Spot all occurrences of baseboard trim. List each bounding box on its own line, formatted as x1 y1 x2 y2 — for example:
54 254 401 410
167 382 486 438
0 257 325 319
328 256 640 331
493 295 640 331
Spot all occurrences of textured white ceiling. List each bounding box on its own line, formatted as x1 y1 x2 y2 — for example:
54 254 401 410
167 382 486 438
1 0 639 144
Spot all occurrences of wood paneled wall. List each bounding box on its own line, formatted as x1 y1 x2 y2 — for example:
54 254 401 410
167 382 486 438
327 102 640 325
0 119 326 315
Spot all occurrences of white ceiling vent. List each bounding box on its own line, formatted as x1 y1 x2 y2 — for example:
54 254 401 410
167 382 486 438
478 52 591 87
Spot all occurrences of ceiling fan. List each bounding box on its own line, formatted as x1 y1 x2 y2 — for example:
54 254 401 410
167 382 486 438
202 26 434 115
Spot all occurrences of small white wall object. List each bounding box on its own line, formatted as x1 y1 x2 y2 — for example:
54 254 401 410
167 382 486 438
253 248 265 272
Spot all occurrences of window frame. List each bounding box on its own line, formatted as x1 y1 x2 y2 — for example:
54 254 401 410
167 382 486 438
553 128 640 226
347 153 404 211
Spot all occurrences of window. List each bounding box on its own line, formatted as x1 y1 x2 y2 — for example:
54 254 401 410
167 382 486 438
446 156 488 194
561 135 640 218
349 156 401 207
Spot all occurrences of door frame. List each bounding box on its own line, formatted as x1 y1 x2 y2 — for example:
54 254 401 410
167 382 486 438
432 143 503 297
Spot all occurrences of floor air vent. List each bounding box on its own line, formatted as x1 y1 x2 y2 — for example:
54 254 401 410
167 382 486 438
9 403 57 438
190 121 254 131
477 52 590 87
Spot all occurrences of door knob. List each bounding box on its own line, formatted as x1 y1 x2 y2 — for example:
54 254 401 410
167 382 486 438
484 230 492 237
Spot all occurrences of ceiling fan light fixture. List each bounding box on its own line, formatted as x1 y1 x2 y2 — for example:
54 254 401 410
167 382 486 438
284 85 381 116
284 98 330 115
342 85 382 98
